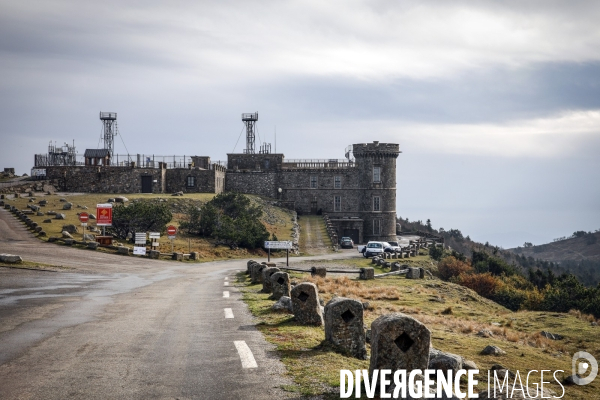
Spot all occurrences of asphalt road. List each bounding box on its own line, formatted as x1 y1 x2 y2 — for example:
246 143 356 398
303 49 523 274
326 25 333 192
0 208 360 399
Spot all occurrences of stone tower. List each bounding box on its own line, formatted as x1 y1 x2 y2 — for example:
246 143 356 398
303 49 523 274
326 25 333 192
353 141 400 242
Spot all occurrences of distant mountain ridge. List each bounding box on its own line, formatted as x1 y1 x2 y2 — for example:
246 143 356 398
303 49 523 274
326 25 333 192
508 231 600 262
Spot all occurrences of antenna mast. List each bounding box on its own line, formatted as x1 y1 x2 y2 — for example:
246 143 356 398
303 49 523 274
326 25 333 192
241 112 258 154
99 111 118 158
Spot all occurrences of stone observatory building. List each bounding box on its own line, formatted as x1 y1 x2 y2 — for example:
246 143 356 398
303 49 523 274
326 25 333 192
225 141 400 244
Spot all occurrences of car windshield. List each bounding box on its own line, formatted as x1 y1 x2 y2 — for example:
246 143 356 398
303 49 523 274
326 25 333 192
367 243 382 248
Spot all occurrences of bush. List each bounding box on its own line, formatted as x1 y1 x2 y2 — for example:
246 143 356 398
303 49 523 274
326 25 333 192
458 272 500 298
181 192 269 249
429 245 444 261
438 256 473 281
110 201 172 240
492 284 528 311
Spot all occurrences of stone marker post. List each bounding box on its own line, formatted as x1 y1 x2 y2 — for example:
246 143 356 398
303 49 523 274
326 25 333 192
324 297 367 359
270 272 290 300
261 267 280 293
251 263 266 284
291 283 323 326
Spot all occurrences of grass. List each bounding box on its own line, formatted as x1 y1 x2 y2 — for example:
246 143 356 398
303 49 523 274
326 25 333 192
237 256 600 399
0 260 71 271
298 215 333 255
4 192 295 261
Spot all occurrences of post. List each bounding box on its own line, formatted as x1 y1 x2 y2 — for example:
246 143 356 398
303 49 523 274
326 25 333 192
268 247 271 262
188 238 191 253
171 238 174 253
286 248 289 266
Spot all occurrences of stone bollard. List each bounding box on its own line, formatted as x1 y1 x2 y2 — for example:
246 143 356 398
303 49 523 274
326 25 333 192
369 313 431 376
38 230 46 237
117 246 130 255
251 263 266 284
407 267 425 279
359 267 374 280
246 260 256 274
391 263 401 272
371 257 379 265
291 282 324 326
190 252 199 260
87 242 99 250
64 239 74 246
265 262 276 268
324 297 367 359
310 266 327 278
34 226 42 232
172 252 183 261
149 250 160 259
270 272 290 300
261 267 280 293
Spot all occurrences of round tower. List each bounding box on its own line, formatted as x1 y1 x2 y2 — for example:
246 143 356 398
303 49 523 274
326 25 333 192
353 141 400 243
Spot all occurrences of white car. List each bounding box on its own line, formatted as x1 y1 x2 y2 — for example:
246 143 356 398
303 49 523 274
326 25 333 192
361 241 386 258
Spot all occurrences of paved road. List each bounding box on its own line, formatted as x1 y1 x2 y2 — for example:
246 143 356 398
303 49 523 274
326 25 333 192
0 208 359 399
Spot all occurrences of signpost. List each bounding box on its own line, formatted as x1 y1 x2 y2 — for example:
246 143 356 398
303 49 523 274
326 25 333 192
78 212 89 242
149 232 160 249
166 225 177 252
264 241 293 266
96 203 113 236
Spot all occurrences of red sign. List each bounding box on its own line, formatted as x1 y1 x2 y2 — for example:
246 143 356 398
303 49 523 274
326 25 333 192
78 212 89 223
96 203 113 226
167 225 177 236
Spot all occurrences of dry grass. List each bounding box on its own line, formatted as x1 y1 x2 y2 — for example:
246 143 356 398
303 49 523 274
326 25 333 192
306 276 401 301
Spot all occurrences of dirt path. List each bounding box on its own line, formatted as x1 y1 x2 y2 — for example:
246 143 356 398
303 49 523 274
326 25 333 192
298 215 332 255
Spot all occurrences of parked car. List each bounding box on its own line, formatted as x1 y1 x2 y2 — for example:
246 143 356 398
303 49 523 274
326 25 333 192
384 241 401 252
361 241 386 258
340 237 354 249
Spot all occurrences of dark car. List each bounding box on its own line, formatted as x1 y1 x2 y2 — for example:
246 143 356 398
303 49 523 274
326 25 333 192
340 236 354 249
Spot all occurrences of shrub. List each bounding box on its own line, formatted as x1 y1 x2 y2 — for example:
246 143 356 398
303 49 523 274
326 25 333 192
438 256 473 281
110 201 172 240
458 272 500 298
429 245 444 261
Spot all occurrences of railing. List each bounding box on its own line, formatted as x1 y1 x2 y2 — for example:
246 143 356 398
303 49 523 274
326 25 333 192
35 154 227 170
282 159 355 169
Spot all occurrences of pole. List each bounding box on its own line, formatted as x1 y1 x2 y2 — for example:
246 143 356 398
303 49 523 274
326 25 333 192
286 248 289 266
188 238 191 253
171 238 174 253
268 247 270 262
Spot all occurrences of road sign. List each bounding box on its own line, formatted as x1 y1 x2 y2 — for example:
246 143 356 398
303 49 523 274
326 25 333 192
133 247 146 255
96 203 113 226
135 233 146 245
167 226 177 236
78 212 89 223
264 241 292 249
149 232 160 239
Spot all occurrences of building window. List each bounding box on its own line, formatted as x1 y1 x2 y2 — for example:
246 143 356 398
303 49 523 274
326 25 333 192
334 196 341 212
334 176 341 189
187 176 195 187
373 219 381 235
310 176 317 188
264 159 270 169
373 166 381 183
373 196 380 211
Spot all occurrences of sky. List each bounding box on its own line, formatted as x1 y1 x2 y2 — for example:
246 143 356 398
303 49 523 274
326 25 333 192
1 0 599 248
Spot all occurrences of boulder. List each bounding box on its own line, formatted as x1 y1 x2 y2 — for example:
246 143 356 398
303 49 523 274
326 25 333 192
428 348 463 377
291 282 324 326
61 231 74 239
38 230 46 237
117 246 130 255
310 266 327 278
87 242 99 250
83 234 95 241
54 213 66 220
272 296 293 312
0 254 23 263
36 211 44 216
149 250 160 259
481 345 506 356
540 331 563 340
359 267 374 280
62 224 78 234
62 202 72 210
477 329 494 338
43 219 52 223
88 214 96 220
115 196 129 203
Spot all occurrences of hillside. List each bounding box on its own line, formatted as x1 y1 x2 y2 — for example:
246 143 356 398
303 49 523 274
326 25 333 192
508 231 600 262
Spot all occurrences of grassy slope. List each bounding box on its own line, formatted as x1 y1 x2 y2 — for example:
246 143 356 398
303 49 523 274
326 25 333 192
237 256 600 399
4 193 295 261
508 232 600 262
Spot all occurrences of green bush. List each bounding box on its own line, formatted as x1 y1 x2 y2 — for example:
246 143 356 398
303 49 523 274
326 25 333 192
110 201 172 240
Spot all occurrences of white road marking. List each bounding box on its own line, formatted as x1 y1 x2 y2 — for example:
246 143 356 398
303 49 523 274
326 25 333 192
224 281 229 286
223 291 229 298
234 341 258 369
224 277 228 280
224 308 234 318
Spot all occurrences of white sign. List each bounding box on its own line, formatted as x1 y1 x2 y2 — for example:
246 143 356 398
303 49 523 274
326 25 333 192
151 242 160 247
135 233 146 245
149 232 160 239
168 235 175 240
81 223 87 227
264 241 293 250
133 247 147 255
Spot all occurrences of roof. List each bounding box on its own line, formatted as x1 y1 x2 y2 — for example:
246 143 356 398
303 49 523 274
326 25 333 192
84 149 110 158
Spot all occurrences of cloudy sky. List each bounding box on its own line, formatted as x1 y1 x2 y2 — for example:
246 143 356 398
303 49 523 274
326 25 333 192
1 0 599 248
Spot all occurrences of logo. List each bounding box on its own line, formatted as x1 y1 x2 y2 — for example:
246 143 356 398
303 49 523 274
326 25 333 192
571 351 598 386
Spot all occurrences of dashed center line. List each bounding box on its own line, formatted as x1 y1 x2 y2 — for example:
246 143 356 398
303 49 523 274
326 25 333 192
224 281 229 286
224 308 234 318
223 291 229 298
234 341 258 369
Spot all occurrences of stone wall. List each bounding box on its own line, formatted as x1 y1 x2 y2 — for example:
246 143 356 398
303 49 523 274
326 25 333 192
166 167 226 194
225 171 278 198
45 166 166 193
